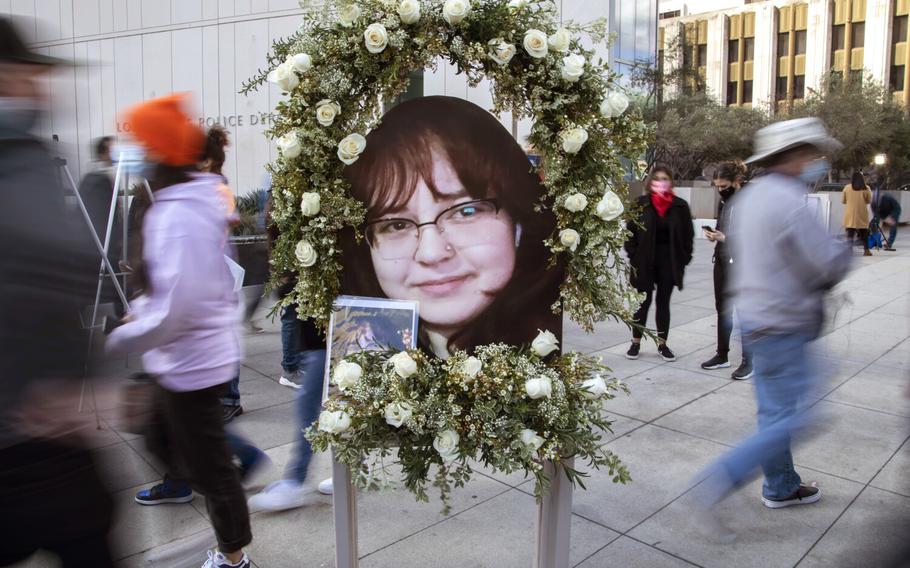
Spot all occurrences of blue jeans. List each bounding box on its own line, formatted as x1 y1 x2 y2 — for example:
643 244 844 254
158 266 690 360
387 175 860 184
287 349 326 484
221 375 241 407
699 331 817 504
281 305 303 375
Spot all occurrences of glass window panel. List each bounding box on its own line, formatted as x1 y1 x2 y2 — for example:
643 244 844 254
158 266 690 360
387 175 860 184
697 44 708 67
795 30 807 54
776 76 789 100
727 81 738 105
743 79 753 103
729 38 740 61
777 33 789 56
852 22 865 48
895 16 908 43
744 37 755 61
794 75 805 99
832 24 846 50
891 65 906 91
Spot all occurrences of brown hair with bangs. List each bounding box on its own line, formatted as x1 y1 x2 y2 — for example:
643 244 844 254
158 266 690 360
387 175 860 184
341 96 563 354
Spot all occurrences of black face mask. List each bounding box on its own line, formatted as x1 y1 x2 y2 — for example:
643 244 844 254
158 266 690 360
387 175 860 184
718 186 735 200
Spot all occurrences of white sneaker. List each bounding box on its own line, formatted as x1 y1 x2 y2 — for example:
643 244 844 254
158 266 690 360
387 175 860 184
201 549 251 567
247 479 307 512
317 477 333 495
278 375 302 389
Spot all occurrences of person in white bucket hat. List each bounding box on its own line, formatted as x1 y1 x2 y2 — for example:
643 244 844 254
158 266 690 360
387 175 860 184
689 117 852 540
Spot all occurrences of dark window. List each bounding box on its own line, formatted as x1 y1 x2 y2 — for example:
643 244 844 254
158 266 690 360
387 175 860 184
891 65 906 92
743 80 754 103
795 30 807 54
727 81 739 104
778 32 789 56
852 22 865 48
697 44 708 67
776 76 789 100
683 42 693 68
895 15 909 43
832 24 846 50
660 10 681 19
850 69 863 84
729 38 740 62
793 74 806 99
744 37 755 60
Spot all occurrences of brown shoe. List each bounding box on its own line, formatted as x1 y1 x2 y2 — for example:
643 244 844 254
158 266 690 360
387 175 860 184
864 250 873 256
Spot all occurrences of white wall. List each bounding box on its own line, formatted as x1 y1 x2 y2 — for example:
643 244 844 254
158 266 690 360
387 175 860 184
9 0 609 194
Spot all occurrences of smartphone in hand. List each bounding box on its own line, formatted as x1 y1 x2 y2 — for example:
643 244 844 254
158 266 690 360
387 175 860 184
701 225 715 233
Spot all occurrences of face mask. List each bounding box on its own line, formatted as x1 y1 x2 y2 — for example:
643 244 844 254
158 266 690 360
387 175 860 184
797 159 830 184
650 179 672 194
0 97 40 134
718 186 735 200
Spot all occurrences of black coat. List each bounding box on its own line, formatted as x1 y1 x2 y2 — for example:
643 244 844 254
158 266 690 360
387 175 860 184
624 195 694 291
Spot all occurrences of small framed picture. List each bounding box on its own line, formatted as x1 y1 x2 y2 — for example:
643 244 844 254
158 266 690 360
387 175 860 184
324 296 419 401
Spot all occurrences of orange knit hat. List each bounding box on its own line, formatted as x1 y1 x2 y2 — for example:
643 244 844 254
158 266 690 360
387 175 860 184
123 93 204 166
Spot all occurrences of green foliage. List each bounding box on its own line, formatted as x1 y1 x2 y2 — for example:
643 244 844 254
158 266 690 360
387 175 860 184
780 71 910 177
307 346 631 513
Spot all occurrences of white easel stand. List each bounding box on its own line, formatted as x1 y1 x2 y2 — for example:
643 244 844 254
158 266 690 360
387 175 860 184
330 454 574 568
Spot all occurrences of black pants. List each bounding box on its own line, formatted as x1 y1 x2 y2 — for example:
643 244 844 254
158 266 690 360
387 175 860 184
845 228 869 252
632 257 675 341
0 439 114 567
714 260 733 356
145 383 251 553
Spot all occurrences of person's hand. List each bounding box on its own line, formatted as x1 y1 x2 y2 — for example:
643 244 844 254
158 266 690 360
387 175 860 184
713 230 725 242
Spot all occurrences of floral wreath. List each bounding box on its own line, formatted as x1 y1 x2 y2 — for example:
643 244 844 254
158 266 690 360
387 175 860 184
246 0 649 510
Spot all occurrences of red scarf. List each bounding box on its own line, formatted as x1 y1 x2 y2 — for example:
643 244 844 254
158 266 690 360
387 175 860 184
649 180 674 217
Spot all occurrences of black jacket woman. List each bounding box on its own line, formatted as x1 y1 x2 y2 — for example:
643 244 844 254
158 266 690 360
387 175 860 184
624 164 694 361
699 161 753 379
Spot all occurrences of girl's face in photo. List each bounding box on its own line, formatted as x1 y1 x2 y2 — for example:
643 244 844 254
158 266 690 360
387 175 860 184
367 151 516 337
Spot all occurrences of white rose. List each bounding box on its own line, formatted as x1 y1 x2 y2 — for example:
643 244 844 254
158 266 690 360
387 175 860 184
318 410 352 434
315 99 341 127
300 192 321 216
525 376 553 399
561 53 586 82
548 28 571 53
580 375 608 399
276 131 302 158
559 228 580 252
560 127 588 154
462 356 482 379
337 133 367 165
433 429 461 462
364 23 389 54
532 329 559 357
338 4 362 27
596 190 624 221
294 240 317 267
289 53 312 75
267 61 299 92
600 91 630 118
563 193 588 212
443 0 470 25
398 0 421 24
384 401 414 428
523 29 549 59
488 38 517 66
507 0 527 13
332 360 362 391
389 351 418 378
520 428 545 451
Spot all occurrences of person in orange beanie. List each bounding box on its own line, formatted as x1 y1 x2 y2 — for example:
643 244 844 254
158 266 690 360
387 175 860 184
107 94 253 568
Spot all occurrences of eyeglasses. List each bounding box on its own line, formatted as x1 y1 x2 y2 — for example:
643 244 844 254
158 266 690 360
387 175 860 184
365 199 503 260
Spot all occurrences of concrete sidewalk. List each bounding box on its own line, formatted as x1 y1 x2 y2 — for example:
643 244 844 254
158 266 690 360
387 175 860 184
14 240 910 568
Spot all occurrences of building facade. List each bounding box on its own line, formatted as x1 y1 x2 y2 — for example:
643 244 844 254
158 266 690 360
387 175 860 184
6 0 654 196
658 0 910 111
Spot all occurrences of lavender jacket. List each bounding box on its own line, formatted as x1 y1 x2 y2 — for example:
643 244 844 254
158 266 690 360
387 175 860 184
106 173 240 392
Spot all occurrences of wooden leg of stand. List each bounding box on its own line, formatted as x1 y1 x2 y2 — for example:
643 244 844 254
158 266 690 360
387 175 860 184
534 457 574 568
332 450 359 568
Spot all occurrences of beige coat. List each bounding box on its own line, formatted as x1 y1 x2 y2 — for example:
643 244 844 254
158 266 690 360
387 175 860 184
842 184 872 229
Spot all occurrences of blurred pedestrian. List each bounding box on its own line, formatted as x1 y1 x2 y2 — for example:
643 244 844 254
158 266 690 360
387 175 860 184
105 94 252 568
0 17 115 567
624 164 694 362
700 161 754 379
843 171 873 256
872 188 902 251
693 118 851 538
267 192 305 390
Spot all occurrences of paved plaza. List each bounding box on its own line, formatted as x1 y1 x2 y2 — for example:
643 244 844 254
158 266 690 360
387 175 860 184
14 239 910 568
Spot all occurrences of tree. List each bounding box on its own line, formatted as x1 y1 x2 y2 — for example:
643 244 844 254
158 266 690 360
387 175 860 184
780 71 910 179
